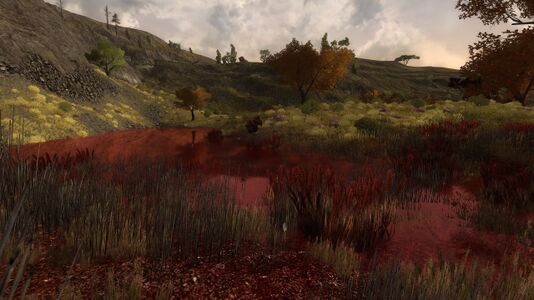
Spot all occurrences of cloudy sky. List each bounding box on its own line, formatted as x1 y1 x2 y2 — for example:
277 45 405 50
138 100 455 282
45 0 511 69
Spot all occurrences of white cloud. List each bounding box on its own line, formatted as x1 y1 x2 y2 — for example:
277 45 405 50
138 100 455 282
44 0 513 68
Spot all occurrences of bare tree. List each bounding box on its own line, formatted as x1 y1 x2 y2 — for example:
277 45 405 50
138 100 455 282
104 5 110 29
112 13 120 36
56 0 64 19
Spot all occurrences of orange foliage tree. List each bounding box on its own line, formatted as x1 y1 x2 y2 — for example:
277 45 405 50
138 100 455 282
266 38 354 104
461 29 534 104
456 0 534 25
175 86 211 121
457 1 534 104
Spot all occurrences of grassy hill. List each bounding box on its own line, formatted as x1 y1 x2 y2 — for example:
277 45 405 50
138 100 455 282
0 0 463 143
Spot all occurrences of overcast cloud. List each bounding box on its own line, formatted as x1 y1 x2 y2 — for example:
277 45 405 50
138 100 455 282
45 0 512 68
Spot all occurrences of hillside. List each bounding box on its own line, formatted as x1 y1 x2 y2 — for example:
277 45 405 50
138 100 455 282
146 57 461 113
0 0 462 143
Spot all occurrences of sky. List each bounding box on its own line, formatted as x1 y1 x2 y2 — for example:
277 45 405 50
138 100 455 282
45 0 512 69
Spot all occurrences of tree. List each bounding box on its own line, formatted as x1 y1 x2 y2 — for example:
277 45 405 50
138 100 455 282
112 13 120 36
456 0 534 25
461 29 534 105
175 86 211 121
230 44 237 63
259 49 271 63
216 49 222 64
239 56 248 63
85 39 126 76
56 0 64 19
104 5 110 29
457 0 534 105
266 37 354 104
189 48 193 54
222 52 231 64
394 55 420 65
169 41 181 51
321 33 331 53
338 37 350 47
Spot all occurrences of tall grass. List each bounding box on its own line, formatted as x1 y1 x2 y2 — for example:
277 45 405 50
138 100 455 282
268 166 397 251
1 153 271 265
360 255 534 300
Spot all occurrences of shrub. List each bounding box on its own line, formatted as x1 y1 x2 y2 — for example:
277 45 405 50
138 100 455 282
468 94 490 106
354 117 389 135
331 102 344 112
410 97 426 108
58 101 73 113
207 129 224 144
246 116 263 134
300 99 321 114
268 166 396 251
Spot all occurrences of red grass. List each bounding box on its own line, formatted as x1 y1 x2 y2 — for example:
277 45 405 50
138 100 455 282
479 158 534 208
28 148 95 171
503 122 534 135
269 166 396 251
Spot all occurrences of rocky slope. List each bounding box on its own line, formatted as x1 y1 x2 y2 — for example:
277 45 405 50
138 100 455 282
0 0 211 102
0 0 460 109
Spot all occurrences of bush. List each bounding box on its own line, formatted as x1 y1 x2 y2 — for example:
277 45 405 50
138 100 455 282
354 117 389 135
468 94 490 106
300 100 321 114
331 102 344 112
410 97 426 108
268 166 396 251
58 101 73 113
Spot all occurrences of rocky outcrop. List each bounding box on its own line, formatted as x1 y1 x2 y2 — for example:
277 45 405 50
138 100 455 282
1 54 117 102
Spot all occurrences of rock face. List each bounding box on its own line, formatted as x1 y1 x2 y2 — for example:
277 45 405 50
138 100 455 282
14 54 117 102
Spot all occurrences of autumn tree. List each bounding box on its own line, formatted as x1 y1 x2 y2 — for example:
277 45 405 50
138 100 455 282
259 49 271 63
456 0 534 25
112 13 120 36
461 29 534 104
457 0 534 104
394 55 420 65
85 39 126 76
267 38 354 104
175 86 211 121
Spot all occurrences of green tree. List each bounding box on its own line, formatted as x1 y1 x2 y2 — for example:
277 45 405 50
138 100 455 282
321 33 331 53
85 39 126 76
230 44 237 63
259 49 271 63
394 55 420 65
216 49 222 64
222 52 231 64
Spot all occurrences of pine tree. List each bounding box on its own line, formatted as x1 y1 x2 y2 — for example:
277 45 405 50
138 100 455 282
320 33 331 53
230 44 237 63
216 50 222 64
